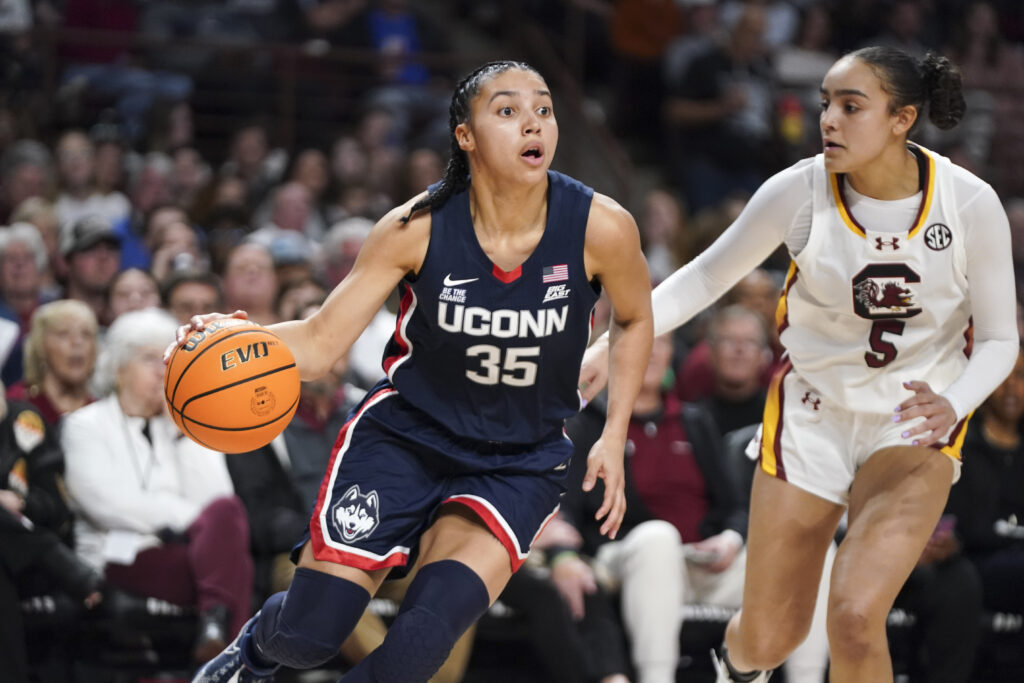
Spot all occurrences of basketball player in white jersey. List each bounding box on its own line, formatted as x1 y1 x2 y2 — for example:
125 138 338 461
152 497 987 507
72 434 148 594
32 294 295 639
581 46 1018 682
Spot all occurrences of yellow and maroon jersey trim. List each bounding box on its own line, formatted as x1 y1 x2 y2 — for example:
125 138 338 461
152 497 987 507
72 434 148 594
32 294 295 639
829 145 936 239
775 261 799 334
759 358 794 480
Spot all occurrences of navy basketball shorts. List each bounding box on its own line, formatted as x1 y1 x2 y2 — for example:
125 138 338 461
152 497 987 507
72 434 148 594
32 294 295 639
301 384 572 573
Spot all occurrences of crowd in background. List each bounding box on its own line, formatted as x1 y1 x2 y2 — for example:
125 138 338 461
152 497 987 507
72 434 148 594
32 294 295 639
2 0 1024 681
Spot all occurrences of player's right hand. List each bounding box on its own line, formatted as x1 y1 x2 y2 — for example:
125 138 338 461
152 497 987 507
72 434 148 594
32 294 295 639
163 310 248 363
578 337 610 403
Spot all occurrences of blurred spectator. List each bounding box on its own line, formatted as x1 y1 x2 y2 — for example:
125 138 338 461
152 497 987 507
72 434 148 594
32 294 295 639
283 147 332 233
322 216 372 288
697 305 773 437
220 120 288 207
564 334 829 683
59 214 122 325
107 267 160 322
606 0 683 157
333 0 454 150
949 347 1024 617
127 203 189 272
947 1 1024 196
498 516 632 683
220 242 280 326
90 121 129 197
7 299 97 427
891 513 984 683
664 5 776 213
61 308 251 663
145 100 196 154
864 0 934 58
169 145 212 211
147 218 205 283
775 5 837 90
10 197 61 293
53 130 130 230
662 0 720 105
0 140 52 223
0 222 55 384
639 188 688 283
320 217 394 388
396 146 443 201
276 277 327 323
719 0 798 50
161 269 223 325
58 0 193 144
0 379 106 683
676 269 782 402
251 180 325 257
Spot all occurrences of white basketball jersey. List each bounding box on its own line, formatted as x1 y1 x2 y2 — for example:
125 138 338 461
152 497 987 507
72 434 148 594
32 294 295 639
777 144 972 413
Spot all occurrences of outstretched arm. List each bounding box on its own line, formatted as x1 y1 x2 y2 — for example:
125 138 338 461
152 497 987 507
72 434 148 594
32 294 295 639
582 194 653 539
579 163 808 400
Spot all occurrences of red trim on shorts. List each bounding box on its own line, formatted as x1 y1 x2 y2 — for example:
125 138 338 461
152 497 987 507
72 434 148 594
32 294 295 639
311 545 409 571
383 286 415 375
492 264 522 283
443 496 526 571
309 387 399 569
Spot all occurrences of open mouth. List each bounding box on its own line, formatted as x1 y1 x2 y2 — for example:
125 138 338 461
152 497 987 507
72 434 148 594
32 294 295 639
823 140 845 150
521 145 543 161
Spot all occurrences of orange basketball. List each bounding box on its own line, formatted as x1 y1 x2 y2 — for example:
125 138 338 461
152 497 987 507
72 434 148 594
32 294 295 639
164 318 301 453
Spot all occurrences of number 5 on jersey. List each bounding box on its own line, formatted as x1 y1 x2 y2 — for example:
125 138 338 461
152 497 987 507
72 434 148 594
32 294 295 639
466 345 540 386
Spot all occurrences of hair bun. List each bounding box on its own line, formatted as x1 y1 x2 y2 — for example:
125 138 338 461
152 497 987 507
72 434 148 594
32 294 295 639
921 53 966 130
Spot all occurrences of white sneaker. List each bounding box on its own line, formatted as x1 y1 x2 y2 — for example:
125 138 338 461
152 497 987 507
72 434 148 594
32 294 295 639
710 649 772 683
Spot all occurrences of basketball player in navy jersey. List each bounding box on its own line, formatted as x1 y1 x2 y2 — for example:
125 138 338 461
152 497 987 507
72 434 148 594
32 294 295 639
181 61 653 682
583 48 1018 682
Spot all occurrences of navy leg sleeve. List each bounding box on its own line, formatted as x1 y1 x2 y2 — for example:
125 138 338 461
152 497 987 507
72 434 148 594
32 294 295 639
341 560 490 683
249 567 370 670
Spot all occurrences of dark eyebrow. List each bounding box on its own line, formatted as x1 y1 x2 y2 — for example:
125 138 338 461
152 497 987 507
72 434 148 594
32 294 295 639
820 87 869 98
488 89 552 103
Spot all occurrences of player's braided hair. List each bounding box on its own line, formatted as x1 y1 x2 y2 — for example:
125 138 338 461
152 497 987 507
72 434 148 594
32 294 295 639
851 47 966 132
400 60 542 223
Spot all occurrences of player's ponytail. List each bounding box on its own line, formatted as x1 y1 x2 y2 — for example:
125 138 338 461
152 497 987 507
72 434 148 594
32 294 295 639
400 60 542 223
851 46 966 133
920 53 966 130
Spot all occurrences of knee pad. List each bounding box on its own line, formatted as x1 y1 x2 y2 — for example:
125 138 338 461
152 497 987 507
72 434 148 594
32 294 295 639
251 568 370 670
355 560 490 683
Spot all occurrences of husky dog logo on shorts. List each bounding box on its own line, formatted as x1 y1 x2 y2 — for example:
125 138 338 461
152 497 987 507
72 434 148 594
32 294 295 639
331 485 380 543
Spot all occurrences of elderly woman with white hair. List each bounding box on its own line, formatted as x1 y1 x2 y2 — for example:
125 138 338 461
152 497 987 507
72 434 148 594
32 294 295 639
60 307 254 664
0 223 55 385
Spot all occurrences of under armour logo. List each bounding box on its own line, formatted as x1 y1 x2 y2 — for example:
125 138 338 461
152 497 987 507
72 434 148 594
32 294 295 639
875 237 900 251
801 391 821 410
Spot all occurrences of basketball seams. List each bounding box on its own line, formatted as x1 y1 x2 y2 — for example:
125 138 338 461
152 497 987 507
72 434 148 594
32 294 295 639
181 394 300 433
166 326 284 411
178 362 298 415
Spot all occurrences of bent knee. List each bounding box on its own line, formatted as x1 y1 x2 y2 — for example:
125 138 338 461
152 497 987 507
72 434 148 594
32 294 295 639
623 520 682 556
737 613 814 669
826 598 887 661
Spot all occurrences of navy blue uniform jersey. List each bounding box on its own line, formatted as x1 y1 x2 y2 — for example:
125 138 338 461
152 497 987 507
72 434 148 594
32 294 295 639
381 170 601 444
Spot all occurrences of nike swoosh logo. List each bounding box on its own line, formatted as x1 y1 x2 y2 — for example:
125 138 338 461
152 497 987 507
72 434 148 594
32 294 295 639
444 274 479 287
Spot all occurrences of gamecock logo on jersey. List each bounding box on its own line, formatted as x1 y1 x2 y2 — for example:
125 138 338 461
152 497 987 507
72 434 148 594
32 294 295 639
851 263 922 319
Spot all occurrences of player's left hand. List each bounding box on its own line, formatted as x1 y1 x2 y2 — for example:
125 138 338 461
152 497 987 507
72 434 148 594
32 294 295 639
582 436 626 539
894 380 957 448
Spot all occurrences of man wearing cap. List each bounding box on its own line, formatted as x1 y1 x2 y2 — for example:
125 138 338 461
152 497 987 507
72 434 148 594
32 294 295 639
60 215 122 326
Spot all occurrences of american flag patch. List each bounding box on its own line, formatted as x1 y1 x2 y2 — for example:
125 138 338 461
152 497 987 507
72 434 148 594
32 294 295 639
542 264 569 283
